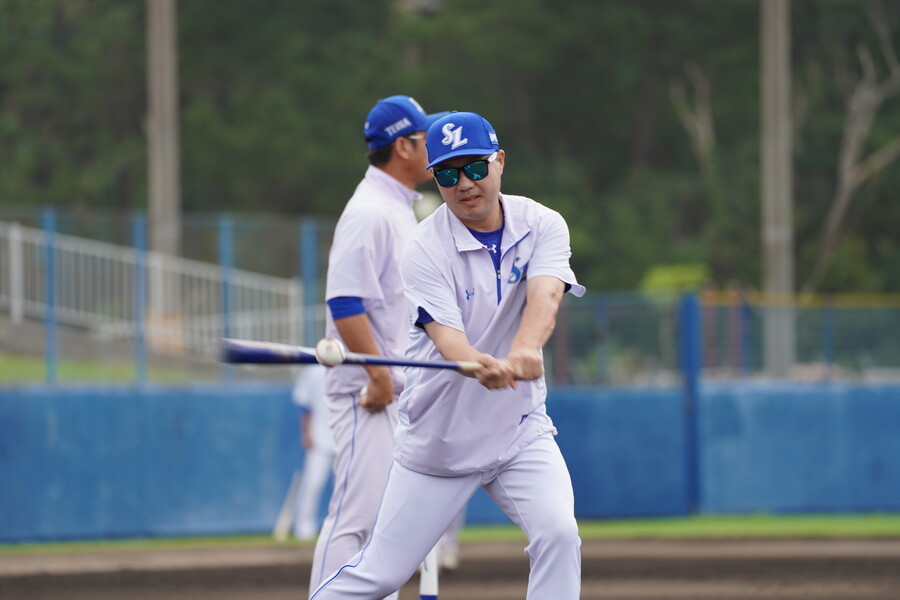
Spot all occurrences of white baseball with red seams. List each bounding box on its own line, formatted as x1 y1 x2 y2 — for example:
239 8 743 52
315 338 346 367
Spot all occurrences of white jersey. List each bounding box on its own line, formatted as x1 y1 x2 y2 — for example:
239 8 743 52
292 365 334 453
397 194 585 475
324 165 421 396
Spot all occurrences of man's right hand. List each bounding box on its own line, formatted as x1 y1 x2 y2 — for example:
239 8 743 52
505 348 544 381
359 366 394 413
474 353 518 390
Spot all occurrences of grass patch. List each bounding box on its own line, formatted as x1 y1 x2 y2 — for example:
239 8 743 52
0 534 292 556
0 355 197 384
462 513 900 542
3 514 898 555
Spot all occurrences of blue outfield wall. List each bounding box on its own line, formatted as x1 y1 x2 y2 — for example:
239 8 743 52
700 382 900 514
1 382 899 542
0 384 301 542
554 386 691 518
465 386 689 525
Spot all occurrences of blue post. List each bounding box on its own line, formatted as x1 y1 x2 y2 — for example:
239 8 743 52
678 292 702 513
823 296 834 381
300 218 319 345
219 215 234 381
595 299 609 382
740 297 753 375
42 208 58 384
133 213 148 386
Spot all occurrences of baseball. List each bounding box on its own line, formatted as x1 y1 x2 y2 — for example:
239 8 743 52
315 337 346 367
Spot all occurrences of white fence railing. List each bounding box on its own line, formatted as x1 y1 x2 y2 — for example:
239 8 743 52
0 221 321 358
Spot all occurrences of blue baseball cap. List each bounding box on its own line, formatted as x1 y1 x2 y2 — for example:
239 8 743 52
425 111 500 169
363 95 447 150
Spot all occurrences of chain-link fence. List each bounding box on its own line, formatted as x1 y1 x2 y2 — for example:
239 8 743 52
3 208 898 386
545 291 900 387
700 291 900 383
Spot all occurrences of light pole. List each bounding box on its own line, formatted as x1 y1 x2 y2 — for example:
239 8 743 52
146 0 182 349
760 0 796 377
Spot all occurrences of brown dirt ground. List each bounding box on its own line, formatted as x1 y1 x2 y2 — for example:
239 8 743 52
2 538 900 599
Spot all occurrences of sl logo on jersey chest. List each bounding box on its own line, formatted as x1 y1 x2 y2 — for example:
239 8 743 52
508 257 528 284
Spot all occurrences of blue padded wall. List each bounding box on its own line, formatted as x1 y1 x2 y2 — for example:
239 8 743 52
700 382 900 513
3 382 899 542
0 384 299 542
463 386 689 525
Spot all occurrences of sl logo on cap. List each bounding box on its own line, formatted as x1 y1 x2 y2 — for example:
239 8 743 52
440 123 468 149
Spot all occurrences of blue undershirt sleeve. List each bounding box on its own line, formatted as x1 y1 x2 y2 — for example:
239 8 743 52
415 306 435 329
326 296 366 320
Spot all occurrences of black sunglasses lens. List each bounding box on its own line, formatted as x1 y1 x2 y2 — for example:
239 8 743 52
434 157 492 187
463 160 489 181
435 169 459 187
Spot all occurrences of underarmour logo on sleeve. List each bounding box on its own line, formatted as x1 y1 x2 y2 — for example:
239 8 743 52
465 289 475 300
441 123 468 149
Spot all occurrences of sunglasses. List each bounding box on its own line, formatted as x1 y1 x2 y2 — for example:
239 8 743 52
432 152 498 187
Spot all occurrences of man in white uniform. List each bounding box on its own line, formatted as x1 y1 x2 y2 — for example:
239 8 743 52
311 111 585 600
308 95 447 598
291 364 334 540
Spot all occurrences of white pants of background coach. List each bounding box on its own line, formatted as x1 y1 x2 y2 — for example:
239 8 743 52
309 392 400 600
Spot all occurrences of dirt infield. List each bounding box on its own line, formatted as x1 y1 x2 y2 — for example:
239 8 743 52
2 538 900 599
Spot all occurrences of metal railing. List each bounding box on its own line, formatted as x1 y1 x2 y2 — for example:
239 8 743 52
0 221 313 359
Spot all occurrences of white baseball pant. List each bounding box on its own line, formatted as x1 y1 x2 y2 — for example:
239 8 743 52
310 433 582 600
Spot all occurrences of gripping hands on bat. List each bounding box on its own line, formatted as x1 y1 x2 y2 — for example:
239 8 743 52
420 320 546 390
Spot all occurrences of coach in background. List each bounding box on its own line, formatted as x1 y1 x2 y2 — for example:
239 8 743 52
310 111 585 600
308 95 447 599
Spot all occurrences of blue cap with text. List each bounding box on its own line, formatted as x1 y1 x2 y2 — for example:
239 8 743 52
425 111 500 169
363 95 447 149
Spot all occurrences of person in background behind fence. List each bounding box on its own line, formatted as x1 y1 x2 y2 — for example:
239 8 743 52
308 95 449 599
291 364 334 541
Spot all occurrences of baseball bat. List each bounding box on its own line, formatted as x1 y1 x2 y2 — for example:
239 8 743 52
419 545 439 600
272 469 302 542
220 339 483 373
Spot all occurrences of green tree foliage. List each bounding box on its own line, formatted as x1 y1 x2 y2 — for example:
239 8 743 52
0 0 144 209
1 0 898 292
792 0 900 293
